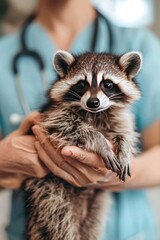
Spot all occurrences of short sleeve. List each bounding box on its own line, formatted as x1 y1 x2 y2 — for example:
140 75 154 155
132 29 160 131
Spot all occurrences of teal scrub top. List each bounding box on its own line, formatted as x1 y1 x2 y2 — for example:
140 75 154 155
0 11 160 240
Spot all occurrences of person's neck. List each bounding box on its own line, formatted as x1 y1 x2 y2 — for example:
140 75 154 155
36 0 96 50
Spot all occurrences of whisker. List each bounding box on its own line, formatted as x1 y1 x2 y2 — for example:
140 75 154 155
109 93 123 99
64 82 82 98
68 89 81 99
110 96 123 99
67 92 81 100
64 97 79 101
110 96 123 100
110 98 123 102
109 93 124 100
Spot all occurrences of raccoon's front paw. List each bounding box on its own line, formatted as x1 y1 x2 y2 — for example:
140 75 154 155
118 154 131 181
103 150 121 175
119 162 131 181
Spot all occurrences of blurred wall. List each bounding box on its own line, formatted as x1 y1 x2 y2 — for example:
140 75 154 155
151 0 160 37
0 0 37 35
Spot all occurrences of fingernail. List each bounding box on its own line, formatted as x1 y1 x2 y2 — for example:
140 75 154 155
61 148 73 157
32 126 35 132
32 125 37 132
32 126 39 136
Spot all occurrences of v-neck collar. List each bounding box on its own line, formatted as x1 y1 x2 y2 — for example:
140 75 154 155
26 11 110 56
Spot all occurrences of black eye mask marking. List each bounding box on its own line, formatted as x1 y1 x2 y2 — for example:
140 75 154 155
64 80 89 102
101 79 125 101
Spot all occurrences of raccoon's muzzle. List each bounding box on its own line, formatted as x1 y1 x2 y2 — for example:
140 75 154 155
86 97 100 109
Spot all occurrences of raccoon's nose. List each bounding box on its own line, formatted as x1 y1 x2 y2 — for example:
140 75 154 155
87 98 100 108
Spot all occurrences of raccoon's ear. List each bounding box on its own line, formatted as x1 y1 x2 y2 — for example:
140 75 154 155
53 50 75 77
119 51 142 78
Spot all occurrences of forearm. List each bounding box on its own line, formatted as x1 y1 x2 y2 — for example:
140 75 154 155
125 144 160 189
32 124 160 190
0 172 26 189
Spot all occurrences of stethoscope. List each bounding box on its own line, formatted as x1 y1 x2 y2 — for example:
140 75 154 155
10 10 113 125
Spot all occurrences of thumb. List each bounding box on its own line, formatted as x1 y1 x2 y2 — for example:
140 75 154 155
19 112 40 135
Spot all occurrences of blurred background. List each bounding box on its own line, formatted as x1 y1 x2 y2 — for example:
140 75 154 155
0 0 160 239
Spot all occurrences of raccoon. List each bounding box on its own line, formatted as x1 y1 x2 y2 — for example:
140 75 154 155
24 50 142 240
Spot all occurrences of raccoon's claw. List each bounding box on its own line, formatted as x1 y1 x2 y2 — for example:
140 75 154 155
104 152 121 175
119 163 131 181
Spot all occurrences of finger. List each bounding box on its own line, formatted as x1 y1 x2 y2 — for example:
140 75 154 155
32 125 48 143
32 127 106 186
33 128 88 177
65 157 108 184
34 142 89 187
20 112 41 135
32 126 105 170
61 146 105 169
32 127 90 185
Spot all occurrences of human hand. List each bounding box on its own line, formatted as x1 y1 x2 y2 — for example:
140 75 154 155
32 125 133 190
61 146 134 191
0 112 49 189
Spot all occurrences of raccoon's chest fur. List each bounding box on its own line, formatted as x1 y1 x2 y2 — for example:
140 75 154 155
82 110 112 137
41 107 113 148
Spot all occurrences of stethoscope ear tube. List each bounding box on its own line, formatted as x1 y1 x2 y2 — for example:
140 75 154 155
92 10 113 52
12 50 45 75
11 13 49 124
21 14 36 50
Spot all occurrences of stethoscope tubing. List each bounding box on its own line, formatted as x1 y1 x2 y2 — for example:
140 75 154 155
92 10 113 52
11 14 49 125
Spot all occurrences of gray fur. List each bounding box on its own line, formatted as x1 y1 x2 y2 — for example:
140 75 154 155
24 51 141 240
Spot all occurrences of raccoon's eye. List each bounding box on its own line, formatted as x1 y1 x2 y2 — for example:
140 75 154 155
76 80 87 89
103 80 114 89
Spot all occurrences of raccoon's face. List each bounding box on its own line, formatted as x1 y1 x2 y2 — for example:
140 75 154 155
50 51 142 112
